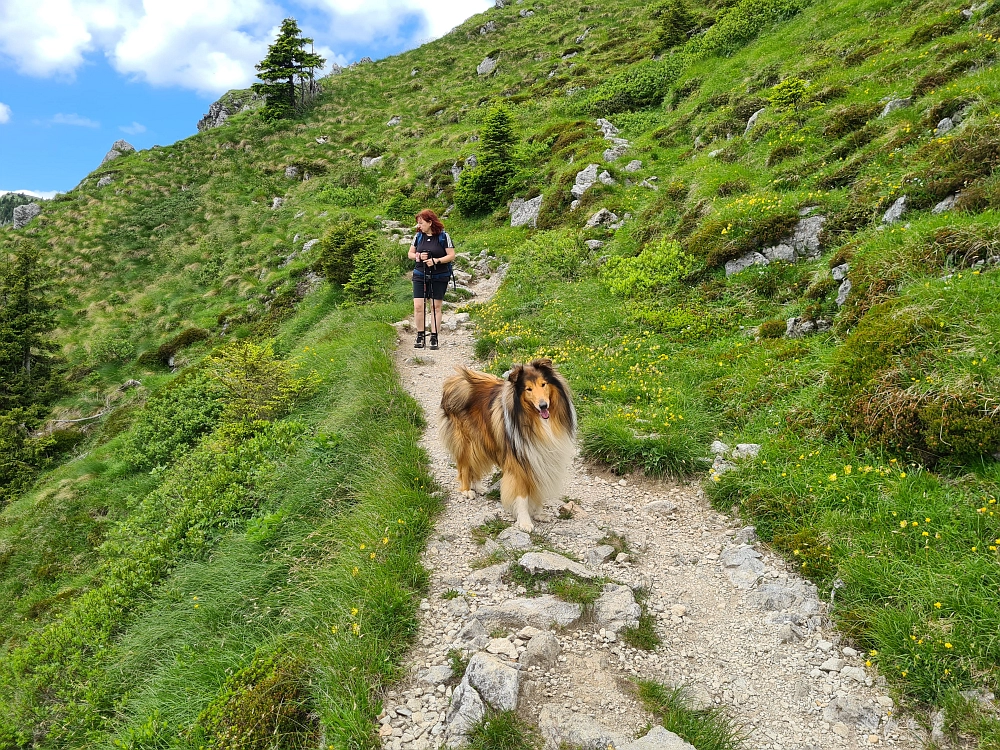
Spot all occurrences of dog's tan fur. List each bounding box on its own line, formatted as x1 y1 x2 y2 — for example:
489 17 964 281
440 358 577 532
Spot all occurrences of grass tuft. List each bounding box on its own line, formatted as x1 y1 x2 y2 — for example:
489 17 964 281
636 681 746 750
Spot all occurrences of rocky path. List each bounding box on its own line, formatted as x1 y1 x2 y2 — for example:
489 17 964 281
379 259 926 750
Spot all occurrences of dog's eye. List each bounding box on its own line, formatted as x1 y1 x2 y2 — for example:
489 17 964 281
525 386 532 391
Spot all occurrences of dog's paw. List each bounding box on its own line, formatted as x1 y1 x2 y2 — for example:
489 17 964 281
516 517 535 534
460 489 477 500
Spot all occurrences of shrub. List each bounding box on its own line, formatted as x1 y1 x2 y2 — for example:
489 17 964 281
767 77 809 112
456 104 518 216
118 371 226 470
208 340 318 424
651 0 698 49
601 237 700 299
312 222 376 285
589 58 681 115
691 0 803 58
581 417 705 477
196 651 317 750
343 241 396 304
92 330 135 364
758 319 787 338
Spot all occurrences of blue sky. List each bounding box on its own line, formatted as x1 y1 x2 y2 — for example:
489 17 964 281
0 0 491 198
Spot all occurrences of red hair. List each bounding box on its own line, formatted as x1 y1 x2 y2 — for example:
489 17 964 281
415 208 445 235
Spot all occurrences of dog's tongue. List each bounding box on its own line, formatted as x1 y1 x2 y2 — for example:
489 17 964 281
540 408 550 419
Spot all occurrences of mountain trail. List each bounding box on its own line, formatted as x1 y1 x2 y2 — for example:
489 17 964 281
382 266 926 750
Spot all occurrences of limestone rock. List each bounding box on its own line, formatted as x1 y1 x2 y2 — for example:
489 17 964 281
519 8 534 17
725 252 768 276
598 170 615 185
596 118 620 137
101 139 135 165
644 500 677 516
474 595 583 629
495 526 532 550
933 194 958 214
445 677 486 741
880 98 912 118
710 440 730 456
197 90 262 131
620 725 696 750
302 239 319 253
518 551 596 579
455 618 490 650
936 117 954 136
480 20 497 34
584 544 617 565
721 545 765 589
271 197 283 210
624 159 643 172
732 443 760 459
585 208 619 228
486 637 519 659
97 175 113 188
789 214 826 257
477 56 499 76
882 195 907 224
361 155 384 168
387 115 401 126
831 262 850 281
745 107 766 136
836 278 852 307
509 195 543 228
572 164 600 198
763 244 796 262
538 704 625 750
518 631 560 670
593 583 641 632
584 239 604 250
465 652 519 710
12 203 41 229
418 664 453 684
603 142 629 161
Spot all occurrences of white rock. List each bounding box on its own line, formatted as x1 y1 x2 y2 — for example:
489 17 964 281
465 652 519 710
620 725 696 750
744 107 766 136
624 159 643 172
474 595 583 629
486 638 519 659
477 56 498 76
593 584 641 632
509 195 543 228
518 551 596 579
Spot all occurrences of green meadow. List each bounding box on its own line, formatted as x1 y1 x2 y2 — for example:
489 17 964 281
2 0 1000 745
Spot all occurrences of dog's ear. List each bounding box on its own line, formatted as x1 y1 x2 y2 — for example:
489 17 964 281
507 364 523 384
531 357 554 373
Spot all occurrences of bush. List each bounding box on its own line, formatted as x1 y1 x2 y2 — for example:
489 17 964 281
456 104 518 216
118 371 226 470
196 651 317 750
601 237 700 299
651 0 698 50
691 0 802 58
767 77 809 112
92 330 135 364
758 319 787 338
581 417 705 477
312 222 377 285
343 241 397 304
589 58 681 115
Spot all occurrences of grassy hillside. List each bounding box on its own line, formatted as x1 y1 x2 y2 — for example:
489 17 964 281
2 0 1000 745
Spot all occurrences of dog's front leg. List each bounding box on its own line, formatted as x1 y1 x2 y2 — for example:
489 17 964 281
511 496 534 533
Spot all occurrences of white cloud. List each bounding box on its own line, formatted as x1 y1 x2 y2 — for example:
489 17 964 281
52 112 100 127
0 0 491 94
0 189 60 199
119 121 146 134
0 102 10 123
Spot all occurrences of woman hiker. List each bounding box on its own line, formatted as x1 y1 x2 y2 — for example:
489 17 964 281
408 209 456 349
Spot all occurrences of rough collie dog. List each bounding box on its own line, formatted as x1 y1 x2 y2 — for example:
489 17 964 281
440 358 577 532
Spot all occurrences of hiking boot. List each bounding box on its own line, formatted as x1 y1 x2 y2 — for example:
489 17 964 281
414 331 425 349
429 333 439 350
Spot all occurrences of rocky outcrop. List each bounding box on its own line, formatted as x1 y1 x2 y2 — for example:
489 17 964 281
725 210 826 276
12 203 41 229
509 195 543 227
197 90 262 131
100 140 135 165
477 56 499 76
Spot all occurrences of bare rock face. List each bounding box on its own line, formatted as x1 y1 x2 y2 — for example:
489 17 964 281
465 652 520 710
101 139 135 165
477 56 499 76
197 90 262 131
509 195 543 228
474 594 583 629
538 705 625 750
12 202 41 229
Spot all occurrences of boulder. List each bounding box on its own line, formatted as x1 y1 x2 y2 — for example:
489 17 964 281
935 117 954 136
831 262 850 281
97 175 114 187
624 159 643 172
882 195 907 224
710 440 730 455
584 544 617 566
584 239 604 250
598 170 615 185
620 725 696 750
593 584 641 632
302 238 320 253
724 252 768 276
596 118 620 137
585 208 619 228
932 194 958 214
474 595 583 629
361 155 384 168
101 139 135 165
451 163 463 182
789 215 826 257
445 677 486 741
465 652 519 710
12 203 41 229
880 98 912 118
732 443 761 459
465 154 479 168
509 195 543 228
477 56 499 76
496 526 532 550
763 244 796 263
284 165 299 178
480 20 497 34
518 551 596 579
455 618 490 650
519 8 534 16
571 163 600 198
271 197 283 210
836 278 852 307
603 142 629 161
418 664 453 684
744 107 766 136
538 705 625 750
786 317 817 339
386 115 401 126
519 631 560 670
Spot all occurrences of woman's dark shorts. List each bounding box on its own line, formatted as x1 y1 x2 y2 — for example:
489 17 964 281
413 274 449 300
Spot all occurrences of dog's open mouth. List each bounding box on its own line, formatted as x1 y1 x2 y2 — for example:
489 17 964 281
539 408 550 419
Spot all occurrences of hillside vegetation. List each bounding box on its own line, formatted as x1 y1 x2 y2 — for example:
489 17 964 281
2 0 1000 746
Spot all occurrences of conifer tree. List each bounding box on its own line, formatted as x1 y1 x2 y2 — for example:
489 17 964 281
0 237 60 413
253 18 326 120
455 104 518 216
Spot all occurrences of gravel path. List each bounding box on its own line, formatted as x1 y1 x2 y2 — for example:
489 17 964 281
379 263 926 750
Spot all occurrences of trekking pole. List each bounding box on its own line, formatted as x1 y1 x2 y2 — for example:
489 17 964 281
423 266 430 335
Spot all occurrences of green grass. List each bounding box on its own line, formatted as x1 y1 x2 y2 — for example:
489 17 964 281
3 0 1000 742
636 681 747 750
466 711 540 750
